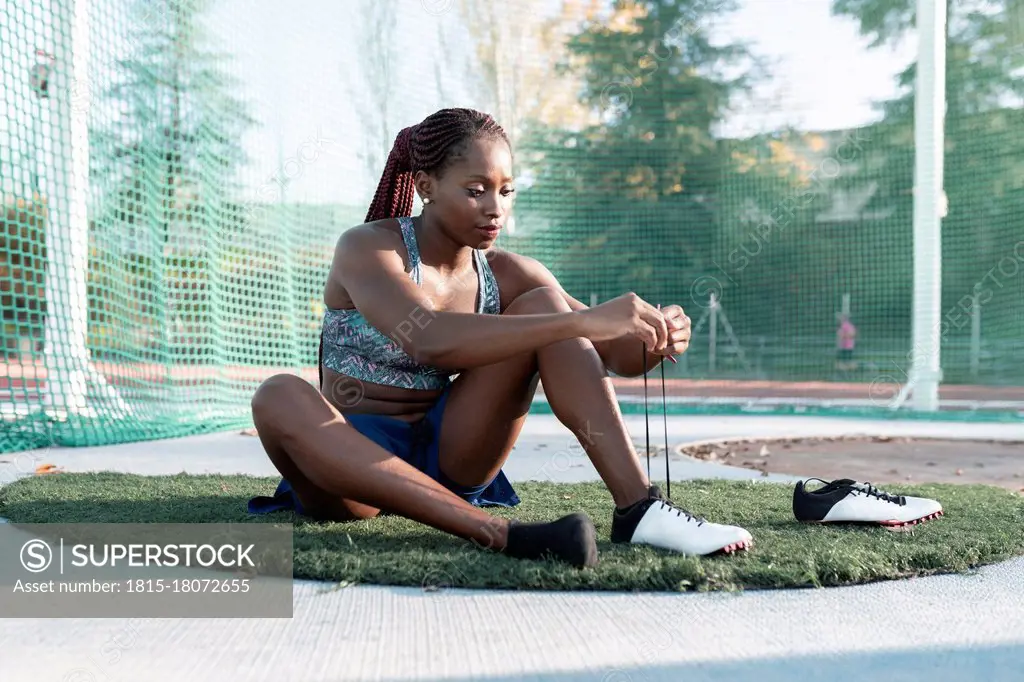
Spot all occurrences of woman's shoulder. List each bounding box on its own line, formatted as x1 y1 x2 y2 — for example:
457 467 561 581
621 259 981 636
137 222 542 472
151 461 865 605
485 248 549 276
484 248 563 296
325 219 412 309
336 218 405 252
333 218 409 262
483 247 525 269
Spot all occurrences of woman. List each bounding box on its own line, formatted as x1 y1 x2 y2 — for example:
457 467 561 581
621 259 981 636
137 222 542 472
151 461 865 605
248 108 752 568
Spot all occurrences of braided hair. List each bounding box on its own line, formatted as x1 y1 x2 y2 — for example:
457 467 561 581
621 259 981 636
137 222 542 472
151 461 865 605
364 108 510 223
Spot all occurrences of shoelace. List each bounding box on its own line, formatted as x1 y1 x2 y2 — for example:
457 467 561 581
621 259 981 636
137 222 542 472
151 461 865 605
852 482 906 506
657 499 706 526
641 341 703 525
642 339 672 500
805 477 906 506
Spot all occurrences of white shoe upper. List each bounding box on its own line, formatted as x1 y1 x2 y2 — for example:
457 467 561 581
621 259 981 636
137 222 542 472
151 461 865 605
629 500 753 556
822 484 943 523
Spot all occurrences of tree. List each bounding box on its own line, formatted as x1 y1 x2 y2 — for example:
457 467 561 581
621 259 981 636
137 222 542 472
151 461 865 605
88 0 257 358
342 0 400 195
832 0 1024 119
449 0 604 144
513 0 763 306
92 0 255 247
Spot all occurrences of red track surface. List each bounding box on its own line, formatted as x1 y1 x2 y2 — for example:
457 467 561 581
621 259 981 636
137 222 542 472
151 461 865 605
4 360 1022 403
604 378 1024 402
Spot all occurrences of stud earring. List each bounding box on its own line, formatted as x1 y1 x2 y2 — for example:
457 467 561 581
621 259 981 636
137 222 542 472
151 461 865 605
422 197 432 205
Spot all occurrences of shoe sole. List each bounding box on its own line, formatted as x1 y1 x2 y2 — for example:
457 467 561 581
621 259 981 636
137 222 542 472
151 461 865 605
797 509 944 529
619 537 754 557
879 509 944 531
711 538 753 555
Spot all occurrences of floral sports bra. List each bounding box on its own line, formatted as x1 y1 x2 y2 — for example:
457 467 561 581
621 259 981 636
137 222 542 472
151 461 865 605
318 216 501 391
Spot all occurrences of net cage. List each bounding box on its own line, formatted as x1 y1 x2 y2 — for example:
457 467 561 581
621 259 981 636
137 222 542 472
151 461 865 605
1 0 1022 452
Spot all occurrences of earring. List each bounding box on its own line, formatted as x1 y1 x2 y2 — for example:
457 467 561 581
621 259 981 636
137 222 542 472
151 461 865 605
422 197 431 205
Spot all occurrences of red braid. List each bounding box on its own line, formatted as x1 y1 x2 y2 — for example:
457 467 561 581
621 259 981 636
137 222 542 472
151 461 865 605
364 125 418 223
363 108 510 223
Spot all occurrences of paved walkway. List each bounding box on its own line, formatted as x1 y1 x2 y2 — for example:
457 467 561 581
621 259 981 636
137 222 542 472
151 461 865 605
2 415 1023 681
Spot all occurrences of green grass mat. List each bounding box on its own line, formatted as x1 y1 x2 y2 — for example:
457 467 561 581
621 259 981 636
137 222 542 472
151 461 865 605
2 474 1022 592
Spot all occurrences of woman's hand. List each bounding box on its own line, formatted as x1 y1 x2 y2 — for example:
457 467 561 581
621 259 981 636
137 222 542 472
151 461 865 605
575 293 669 353
654 304 691 358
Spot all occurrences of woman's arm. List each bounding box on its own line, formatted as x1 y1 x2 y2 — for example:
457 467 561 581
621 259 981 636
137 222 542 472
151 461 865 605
330 227 667 370
490 251 668 377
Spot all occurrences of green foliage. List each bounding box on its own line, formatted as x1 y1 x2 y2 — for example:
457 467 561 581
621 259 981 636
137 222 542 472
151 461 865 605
86 0 259 363
513 0 1024 382
516 0 762 305
832 0 1024 381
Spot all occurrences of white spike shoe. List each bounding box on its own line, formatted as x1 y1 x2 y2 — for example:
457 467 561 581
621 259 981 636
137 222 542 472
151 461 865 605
794 478 944 528
611 487 753 556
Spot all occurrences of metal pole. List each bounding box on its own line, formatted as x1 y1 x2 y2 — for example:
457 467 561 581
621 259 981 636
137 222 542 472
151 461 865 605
709 292 718 373
41 0 90 415
41 0 130 417
970 292 981 379
909 0 947 411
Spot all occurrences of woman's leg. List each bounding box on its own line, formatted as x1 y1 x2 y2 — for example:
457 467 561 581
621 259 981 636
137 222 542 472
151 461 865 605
439 286 752 556
439 286 650 508
252 374 507 543
250 374 597 566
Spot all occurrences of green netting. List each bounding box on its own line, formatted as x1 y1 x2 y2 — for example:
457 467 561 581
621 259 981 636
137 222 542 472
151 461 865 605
1 0 1022 454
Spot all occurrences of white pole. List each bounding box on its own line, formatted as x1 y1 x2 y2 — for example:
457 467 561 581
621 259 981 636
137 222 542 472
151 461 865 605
909 0 947 412
41 0 90 415
590 292 597 307
709 292 718 373
970 292 981 379
41 0 130 418
841 293 850 318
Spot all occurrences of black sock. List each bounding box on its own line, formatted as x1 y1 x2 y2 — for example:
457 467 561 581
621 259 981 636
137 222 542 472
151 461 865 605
504 512 598 568
614 485 664 514
611 485 663 543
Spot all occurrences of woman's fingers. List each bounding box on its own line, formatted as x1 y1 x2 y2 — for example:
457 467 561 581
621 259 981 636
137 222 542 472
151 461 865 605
668 328 691 343
635 316 659 352
654 327 691 357
641 305 669 351
662 309 690 333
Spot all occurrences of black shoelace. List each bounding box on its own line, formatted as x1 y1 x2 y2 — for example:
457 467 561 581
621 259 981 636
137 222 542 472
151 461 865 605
642 341 672 500
641 341 705 525
806 478 907 506
657 499 705 525
854 482 906 506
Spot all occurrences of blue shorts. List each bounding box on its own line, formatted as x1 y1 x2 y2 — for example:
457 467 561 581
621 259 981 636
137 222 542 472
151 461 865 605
247 386 520 517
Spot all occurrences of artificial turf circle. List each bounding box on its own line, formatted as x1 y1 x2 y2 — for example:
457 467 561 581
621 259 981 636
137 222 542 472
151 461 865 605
2 473 1022 592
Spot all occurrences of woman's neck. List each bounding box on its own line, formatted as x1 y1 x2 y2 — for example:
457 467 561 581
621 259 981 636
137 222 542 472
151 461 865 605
414 214 474 276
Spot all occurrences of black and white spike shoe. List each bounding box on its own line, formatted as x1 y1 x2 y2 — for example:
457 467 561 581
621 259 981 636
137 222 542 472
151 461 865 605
611 486 753 556
623 347 752 556
793 478 943 528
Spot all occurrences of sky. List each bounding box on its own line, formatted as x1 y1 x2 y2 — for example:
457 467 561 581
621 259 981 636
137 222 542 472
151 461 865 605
205 0 918 205
1 0 918 207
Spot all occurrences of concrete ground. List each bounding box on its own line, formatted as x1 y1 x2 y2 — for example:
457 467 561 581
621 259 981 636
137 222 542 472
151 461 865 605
2 414 1023 681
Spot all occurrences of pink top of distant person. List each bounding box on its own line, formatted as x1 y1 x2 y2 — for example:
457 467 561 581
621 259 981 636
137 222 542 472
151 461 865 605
837 318 857 350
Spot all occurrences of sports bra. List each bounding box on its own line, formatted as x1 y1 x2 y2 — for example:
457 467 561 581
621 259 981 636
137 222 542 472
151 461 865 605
318 216 501 391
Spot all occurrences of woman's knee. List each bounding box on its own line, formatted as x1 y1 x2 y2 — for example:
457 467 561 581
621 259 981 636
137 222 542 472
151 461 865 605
504 286 571 315
251 373 314 429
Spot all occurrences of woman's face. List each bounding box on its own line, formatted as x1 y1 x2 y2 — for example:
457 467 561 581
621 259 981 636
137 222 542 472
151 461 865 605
418 136 515 248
